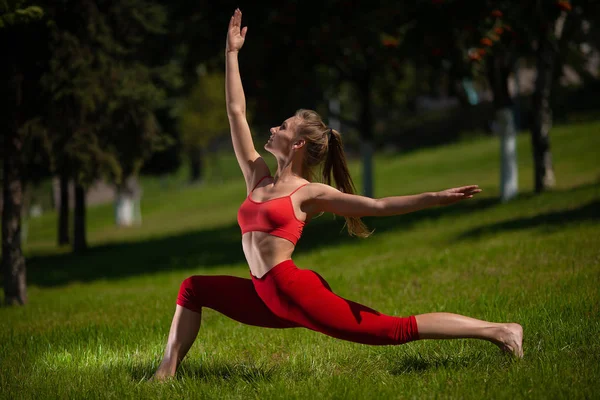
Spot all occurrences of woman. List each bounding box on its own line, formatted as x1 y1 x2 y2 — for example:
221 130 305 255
153 9 523 380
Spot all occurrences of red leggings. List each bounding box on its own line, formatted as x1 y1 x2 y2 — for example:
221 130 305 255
176 260 419 345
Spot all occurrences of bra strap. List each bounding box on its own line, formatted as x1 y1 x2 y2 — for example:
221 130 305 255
251 175 272 192
288 182 310 196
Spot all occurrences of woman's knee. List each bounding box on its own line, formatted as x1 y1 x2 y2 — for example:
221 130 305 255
176 276 203 313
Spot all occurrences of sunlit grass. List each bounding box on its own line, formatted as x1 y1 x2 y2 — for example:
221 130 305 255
1 120 599 399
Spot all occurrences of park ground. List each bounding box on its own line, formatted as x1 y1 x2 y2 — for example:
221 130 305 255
1 121 599 399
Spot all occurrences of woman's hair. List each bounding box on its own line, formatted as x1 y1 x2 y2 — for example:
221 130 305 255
294 109 372 238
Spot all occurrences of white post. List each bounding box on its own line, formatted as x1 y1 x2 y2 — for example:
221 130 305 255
115 176 142 226
497 108 518 202
115 192 134 226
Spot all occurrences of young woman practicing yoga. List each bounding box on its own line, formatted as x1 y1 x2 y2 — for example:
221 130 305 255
153 8 523 380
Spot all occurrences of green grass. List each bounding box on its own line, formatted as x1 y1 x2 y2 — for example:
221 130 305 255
2 121 600 399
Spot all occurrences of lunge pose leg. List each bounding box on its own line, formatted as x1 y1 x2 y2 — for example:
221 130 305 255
414 313 523 356
153 275 296 380
249 260 521 354
154 263 522 379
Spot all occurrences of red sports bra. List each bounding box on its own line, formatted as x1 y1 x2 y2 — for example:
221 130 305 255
237 175 309 245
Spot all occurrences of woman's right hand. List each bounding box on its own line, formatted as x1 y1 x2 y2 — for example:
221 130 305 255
226 8 248 53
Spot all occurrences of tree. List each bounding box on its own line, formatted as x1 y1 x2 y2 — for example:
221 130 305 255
530 0 565 192
428 0 598 193
1 0 181 303
178 71 229 183
40 0 121 251
467 8 521 201
98 0 176 226
245 1 412 197
477 0 598 192
103 65 171 226
0 1 45 305
400 2 521 201
41 0 175 235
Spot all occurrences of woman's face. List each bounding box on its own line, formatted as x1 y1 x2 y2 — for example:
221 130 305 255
264 116 301 156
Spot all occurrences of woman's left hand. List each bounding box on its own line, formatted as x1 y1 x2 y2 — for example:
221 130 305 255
435 185 482 206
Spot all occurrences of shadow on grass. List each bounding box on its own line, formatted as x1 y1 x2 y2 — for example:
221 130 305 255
131 361 278 383
388 352 482 375
134 354 482 383
25 181 598 288
456 198 600 241
26 197 499 288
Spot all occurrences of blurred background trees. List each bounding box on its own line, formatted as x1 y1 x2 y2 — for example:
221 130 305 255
1 0 598 304
178 70 228 184
1 1 45 305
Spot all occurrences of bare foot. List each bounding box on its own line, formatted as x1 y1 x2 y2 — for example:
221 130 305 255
494 323 524 358
149 359 177 382
149 371 174 382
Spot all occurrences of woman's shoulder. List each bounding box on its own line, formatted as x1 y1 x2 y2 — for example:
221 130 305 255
301 182 339 199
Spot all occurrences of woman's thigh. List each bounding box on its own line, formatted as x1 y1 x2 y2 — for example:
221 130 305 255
281 270 406 344
178 275 299 329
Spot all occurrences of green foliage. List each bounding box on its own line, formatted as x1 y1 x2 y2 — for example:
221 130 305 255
101 62 171 183
0 3 43 29
1 1 53 183
41 21 113 186
243 2 414 126
65 130 120 186
35 0 176 186
19 117 53 184
178 71 228 149
407 1 599 77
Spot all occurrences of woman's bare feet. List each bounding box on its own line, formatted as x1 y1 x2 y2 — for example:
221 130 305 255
494 323 524 358
150 358 177 381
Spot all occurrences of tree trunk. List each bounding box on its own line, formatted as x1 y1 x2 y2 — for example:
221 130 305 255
73 184 87 252
357 68 374 198
531 29 556 192
58 169 70 245
189 147 203 184
2 71 27 306
487 51 518 202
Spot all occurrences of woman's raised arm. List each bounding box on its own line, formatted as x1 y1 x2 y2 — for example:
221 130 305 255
225 9 270 191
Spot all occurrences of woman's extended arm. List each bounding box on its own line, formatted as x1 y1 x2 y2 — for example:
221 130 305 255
306 183 482 218
225 33 246 115
225 9 270 190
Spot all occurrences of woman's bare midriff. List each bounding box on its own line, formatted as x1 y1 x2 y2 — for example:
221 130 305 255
242 231 296 278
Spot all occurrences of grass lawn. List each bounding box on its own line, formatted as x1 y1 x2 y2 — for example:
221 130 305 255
1 121 599 399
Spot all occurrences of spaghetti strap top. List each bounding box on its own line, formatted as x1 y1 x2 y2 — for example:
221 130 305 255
237 176 309 245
